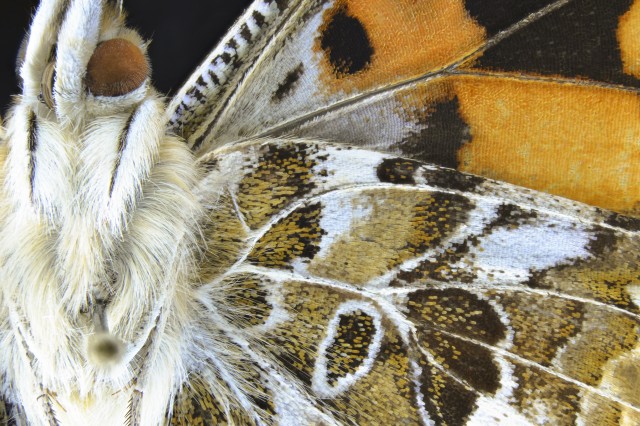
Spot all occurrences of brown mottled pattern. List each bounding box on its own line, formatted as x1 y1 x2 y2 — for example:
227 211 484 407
376 158 422 184
266 281 421 424
268 281 344 385
529 229 640 314
491 291 584 365
557 306 638 386
309 189 472 285
512 364 580 425
169 377 253 426
332 327 420 425
198 196 248 283
237 142 318 229
393 238 479 286
218 274 273 328
248 202 325 269
406 288 507 344
325 310 375 385
419 361 478 426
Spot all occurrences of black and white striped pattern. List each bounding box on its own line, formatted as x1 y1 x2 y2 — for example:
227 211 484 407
166 0 298 147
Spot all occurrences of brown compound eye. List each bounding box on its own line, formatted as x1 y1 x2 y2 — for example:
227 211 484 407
86 38 149 97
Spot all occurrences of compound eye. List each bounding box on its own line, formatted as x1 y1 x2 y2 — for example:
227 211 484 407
85 38 149 97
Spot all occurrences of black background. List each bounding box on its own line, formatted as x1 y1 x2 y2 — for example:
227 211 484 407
0 0 253 113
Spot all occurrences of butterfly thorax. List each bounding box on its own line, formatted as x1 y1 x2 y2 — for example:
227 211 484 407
0 93 202 423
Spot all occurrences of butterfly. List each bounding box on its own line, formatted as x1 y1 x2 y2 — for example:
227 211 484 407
0 0 638 425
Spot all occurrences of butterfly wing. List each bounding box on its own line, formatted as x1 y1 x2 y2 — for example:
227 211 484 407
167 139 640 425
168 0 640 217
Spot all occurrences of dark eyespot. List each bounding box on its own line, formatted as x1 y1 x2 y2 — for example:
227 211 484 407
85 38 149 97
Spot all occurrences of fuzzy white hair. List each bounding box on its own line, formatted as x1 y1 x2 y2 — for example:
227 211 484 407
0 1 205 424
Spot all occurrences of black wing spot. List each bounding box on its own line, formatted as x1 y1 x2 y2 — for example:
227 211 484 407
272 63 304 102
320 7 373 76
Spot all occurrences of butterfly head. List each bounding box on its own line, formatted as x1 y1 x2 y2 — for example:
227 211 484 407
5 0 165 225
17 0 151 122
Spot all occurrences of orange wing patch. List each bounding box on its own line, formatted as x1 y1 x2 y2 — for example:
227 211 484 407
315 0 486 94
393 75 640 216
618 0 640 79
453 75 640 216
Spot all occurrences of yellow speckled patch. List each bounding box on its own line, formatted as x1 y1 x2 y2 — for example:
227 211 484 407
198 195 248 283
248 202 325 269
268 281 344 384
492 292 583 365
170 376 254 426
579 391 638 426
406 288 506 345
217 274 273 328
335 326 420 425
580 393 624 426
308 189 471 285
325 310 375 384
557 306 638 387
237 143 318 229
513 364 580 425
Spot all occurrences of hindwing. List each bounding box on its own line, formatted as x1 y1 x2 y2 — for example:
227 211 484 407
167 139 640 425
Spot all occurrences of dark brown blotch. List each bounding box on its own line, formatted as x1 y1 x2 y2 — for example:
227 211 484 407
422 331 501 394
420 363 478 426
605 212 640 232
420 167 484 192
491 204 538 229
395 95 471 169
272 63 304 102
376 158 421 184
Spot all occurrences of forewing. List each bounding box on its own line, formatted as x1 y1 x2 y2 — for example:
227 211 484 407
175 139 640 425
168 0 640 216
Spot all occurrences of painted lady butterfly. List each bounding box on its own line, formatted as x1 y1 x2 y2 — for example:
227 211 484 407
0 0 638 424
